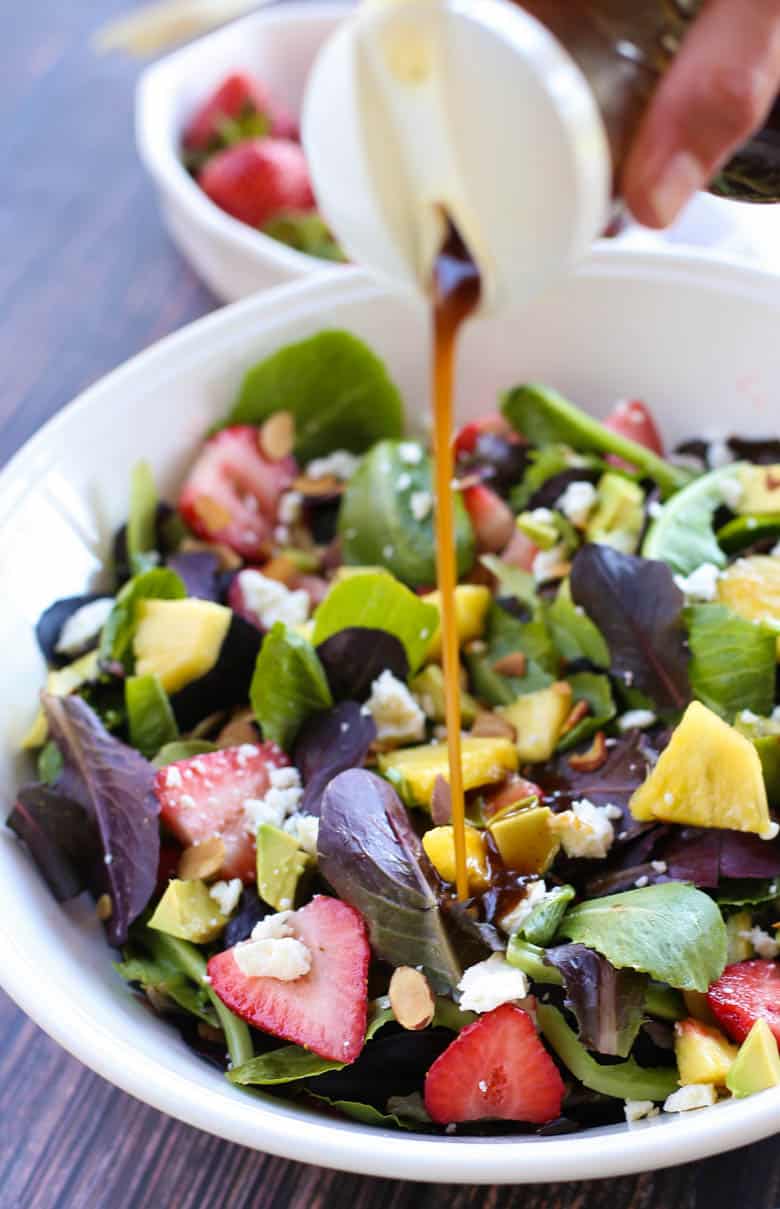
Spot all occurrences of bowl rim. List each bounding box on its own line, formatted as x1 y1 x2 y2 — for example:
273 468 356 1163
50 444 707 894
2 248 779 1182
135 1 353 280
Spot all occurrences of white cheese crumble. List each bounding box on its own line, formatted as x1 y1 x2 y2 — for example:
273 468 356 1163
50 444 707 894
497 880 549 935
549 799 621 860
284 813 319 857
234 935 312 980
719 475 744 511
663 1084 718 1113
624 1100 660 1124
740 925 779 960
55 597 115 655
771 541 780 558
278 491 303 527
410 490 433 522
673 562 721 602
243 766 303 833
617 709 657 732
305 450 360 481
532 544 568 584
708 439 734 470
556 481 597 529
647 500 664 520
366 670 426 744
457 953 529 1014
209 878 242 916
236 569 310 630
398 442 423 465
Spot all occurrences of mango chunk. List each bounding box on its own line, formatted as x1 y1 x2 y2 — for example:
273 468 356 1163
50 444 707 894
134 598 231 694
422 825 490 892
378 736 518 808
736 465 780 515
21 649 102 750
148 878 228 944
423 585 491 661
488 805 560 876
717 556 780 657
497 682 573 763
726 1018 780 1098
630 701 776 839
675 1018 738 1087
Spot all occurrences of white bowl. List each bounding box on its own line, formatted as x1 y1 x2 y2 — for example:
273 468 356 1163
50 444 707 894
1 249 779 1182
136 3 351 302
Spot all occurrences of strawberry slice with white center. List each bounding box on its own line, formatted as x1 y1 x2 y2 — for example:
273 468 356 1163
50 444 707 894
424 1004 565 1125
178 425 297 561
707 960 780 1045
208 896 370 1061
462 483 516 554
154 743 289 882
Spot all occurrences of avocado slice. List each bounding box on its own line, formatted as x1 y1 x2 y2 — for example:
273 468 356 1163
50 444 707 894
734 710 780 802
675 1017 738 1086
726 1018 780 1097
736 465 780 515
586 472 645 555
148 878 229 944
516 510 560 550
409 664 477 725
497 682 573 763
256 823 309 911
488 805 560 875
378 736 517 809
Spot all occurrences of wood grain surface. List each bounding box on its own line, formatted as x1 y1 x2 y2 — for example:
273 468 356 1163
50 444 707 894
0 2 777 1206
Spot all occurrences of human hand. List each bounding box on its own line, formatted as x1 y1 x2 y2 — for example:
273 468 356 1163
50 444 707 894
622 0 780 227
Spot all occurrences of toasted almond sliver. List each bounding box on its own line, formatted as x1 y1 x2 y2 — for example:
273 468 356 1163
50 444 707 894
292 473 344 497
472 711 517 742
96 893 113 922
192 494 232 533
216 708 258 750
389 967 436 1031
260 410 295 461
560 699 590 737
261 554 299 586
492 651 527 678
180 538 243 571
431 774 452 826
568 731 608 773
179 835 226 882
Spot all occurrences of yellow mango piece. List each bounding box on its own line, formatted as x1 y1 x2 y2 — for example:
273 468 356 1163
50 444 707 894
378 736 517 807
675 1018 738 1087
423 585 491 661
488 805 560 875
717 555 780 657
20 649 102 750
630 701 776 839
148 879 228 944
497 682 573 763
422 825 490 892
736 465 780 514
134 598 231 694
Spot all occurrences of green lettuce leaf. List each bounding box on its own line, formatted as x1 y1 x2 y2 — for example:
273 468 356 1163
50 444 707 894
250 623 333 750
224 330 404 462
126 461 158 576
115 946 217 1026
480 555 537 609
556 883 728 992
557 672 616 752
642 464 744 575
125 674 178 759
686 603 777 720
312 572 439 674
99 567 186 668
520 885 576 946
546 579 609 668
153 739 217 766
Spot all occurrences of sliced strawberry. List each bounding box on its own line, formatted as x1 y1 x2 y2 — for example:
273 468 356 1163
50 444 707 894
707 960 780 1045
499 527 538 573
424 1004 564 1125
604 399 664 472
154 743 289 882
178 426 296 561
454 414 510 457
183 73 271 152
462 483 515 554
198 138 315 229
208 895 370 1060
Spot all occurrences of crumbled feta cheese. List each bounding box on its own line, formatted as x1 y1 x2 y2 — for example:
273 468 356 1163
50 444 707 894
250 911 296 940
497 880 549 935
209 878 242 916
663 1084 718 1113
398 442 423 465
457 953 529 1014
397 472 412 491
739 709 761 725
707 439 734 470
305 450 360 481
634 875 649 888
617 709 657 732
651 861 668 874
556 481 597 529
278 491 303 527
719 475 744 511
740 925 780 960
624 1100 659 1124
236 570 309 630
410 490 433 522
243 767 303 833
366 670 426 743
532 544 568 583
530 507 555 525
771 541 780 558
674 563 721 601
761 820 780 840
284 813 319 857
549 799 618 860
647 499 664 520
55 597 115 655
234 935 312 980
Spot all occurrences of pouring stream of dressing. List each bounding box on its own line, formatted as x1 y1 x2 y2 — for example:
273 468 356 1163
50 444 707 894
431 220 481 902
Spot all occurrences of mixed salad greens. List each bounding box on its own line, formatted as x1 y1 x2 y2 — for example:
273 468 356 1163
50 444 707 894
9 328 780 1134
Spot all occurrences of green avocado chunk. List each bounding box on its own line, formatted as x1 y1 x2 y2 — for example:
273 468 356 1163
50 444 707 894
586 472 645 555
148 879 228 944
726 1018 780 1098
256 824 309 911
736 465 780 515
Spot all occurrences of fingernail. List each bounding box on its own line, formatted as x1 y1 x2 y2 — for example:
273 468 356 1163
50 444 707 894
648 151 704 227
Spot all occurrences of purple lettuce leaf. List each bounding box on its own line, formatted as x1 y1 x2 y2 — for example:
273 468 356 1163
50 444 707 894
544 942 648 1057
536 730 655 839
318 769 463 992
570 546 691 712
316 627 408 701
294 701 376 816
7 783 101 901
35 594 112 667
165 551 222 601
42 693 159 945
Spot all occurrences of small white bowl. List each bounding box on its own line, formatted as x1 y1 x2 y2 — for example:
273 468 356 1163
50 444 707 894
1 250 779 1181
136 3 351 302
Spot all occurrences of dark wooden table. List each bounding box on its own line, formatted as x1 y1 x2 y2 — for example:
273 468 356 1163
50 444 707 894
1 3 778 1206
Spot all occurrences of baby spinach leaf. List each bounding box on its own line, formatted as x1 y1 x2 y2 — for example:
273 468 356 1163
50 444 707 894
99 567 186 668
537 1004 678 1102
558 673 616 752
125 675 178 759
312 572 439 674
229 1046 346 1086
544 943 648 1058
480 556 537 610
8 783 100 902
685 603 776 720
153 739 217 766
225 330 404 462
126 461 159 575
502 385 687 497
545 579 609 668
250 623 333 751
308 1095 429 1130
339 441 474 588
556 883 728 992
642 464 744 575
465 602 557 705
570 546 691 712
294 701 377 816
316 627 408 700
520 884 576 946
318 770 463 992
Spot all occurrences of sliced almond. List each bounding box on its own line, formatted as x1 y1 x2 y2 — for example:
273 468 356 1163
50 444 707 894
492 651 527 678
95 893 113 922
191 494 232 533
389 966 436 1031
560 699 590 737
568 731 608 773
216 708 258 749
180 537 242 571
260 410 295 461
179 835 225 882
472 711 517 742
292 473 344 498
260 554 299 586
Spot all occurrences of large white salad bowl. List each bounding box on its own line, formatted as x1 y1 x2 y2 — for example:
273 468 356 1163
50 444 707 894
1 248 779 1182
